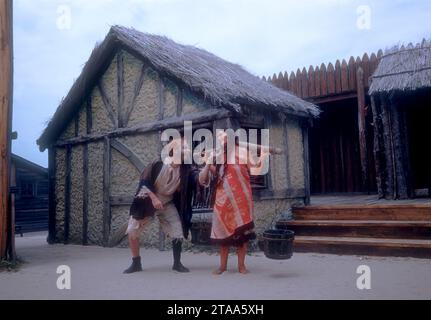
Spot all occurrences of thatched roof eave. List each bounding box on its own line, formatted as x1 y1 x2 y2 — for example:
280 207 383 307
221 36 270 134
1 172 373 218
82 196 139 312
369 39 431 95
37 26 319 151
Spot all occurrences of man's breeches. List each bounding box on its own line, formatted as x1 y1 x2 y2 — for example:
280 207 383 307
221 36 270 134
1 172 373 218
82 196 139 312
126 202 183 240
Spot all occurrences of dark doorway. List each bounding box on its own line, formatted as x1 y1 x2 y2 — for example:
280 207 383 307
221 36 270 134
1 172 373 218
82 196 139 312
405 91 431 195
309 98 376 194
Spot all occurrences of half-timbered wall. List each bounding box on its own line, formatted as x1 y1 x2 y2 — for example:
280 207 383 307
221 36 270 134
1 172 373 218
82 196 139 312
51 49 308 247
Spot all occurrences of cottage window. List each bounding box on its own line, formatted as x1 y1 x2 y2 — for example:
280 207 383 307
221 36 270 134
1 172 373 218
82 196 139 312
20 181 36 198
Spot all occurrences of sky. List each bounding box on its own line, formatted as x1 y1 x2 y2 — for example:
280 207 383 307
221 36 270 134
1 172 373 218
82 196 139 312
12 0 431 167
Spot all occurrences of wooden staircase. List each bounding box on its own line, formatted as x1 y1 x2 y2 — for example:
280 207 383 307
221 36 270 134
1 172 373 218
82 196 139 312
276 204 431 258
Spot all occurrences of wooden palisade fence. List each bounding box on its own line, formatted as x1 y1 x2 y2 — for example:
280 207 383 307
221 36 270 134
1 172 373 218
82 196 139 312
265 50 383 194
264 51 383 101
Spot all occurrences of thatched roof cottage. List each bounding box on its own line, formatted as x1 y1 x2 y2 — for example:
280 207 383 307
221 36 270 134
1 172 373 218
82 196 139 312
37 26 319 247
369 39 431 199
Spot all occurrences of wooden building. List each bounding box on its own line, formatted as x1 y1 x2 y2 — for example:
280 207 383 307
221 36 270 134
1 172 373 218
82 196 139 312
37 26 319 247
12 154 49 234
266 51 382 195
269 41 431 258
369 40 431 199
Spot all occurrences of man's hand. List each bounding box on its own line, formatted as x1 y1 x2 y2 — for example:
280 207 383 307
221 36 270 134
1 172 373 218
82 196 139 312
151 196 164 210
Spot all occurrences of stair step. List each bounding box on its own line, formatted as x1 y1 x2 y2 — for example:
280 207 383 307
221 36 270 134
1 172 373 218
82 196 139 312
277 219 431 239
293 205 431 221
278 220 431 227
294 236 431 258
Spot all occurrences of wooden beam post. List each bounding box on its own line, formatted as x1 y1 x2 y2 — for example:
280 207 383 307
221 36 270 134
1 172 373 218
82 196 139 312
117 51 125 128
370 95 384 198
47 148 57 244
8 160 16 262
302 120 311 205
0 0 13 260
380 94 395 199
102 137 112 246
389 94 410 199
356 67 368 192
281 113 291 192
263 112 274 192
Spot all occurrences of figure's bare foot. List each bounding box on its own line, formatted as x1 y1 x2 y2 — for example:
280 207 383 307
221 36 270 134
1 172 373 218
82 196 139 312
213 267 227 275
238 266 250 274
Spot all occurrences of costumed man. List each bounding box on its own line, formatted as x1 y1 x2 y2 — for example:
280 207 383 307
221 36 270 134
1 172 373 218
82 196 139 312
123 139 197 274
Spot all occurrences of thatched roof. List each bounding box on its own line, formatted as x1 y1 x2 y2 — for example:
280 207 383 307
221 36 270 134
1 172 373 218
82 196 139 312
369 39 431 94
37 26 319 151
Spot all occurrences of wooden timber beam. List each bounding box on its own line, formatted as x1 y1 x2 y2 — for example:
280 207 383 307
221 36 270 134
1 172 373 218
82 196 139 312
124 64 147 127
302 121 311 205
116 51 125 128
356 67 368 193
0 0 13 260
380 93 396 199
370 95 384 198
97 82 118 128
102 137 112 246
110 138 146 172
54 108 232 148
47 148 56 244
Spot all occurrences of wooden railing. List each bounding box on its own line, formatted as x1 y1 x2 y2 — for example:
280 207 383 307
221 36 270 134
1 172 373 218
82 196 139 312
191 182 214 212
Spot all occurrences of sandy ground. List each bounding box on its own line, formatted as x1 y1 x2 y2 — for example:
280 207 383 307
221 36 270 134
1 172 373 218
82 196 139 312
1 232 431 300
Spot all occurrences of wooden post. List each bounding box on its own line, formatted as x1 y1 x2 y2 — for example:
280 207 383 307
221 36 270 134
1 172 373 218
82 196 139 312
389 95 410 199
102 137 112 246
117 51 125 128
370 95 384 198
302 121 311 205
380 94 395 199
281 113 291 192
47 148 57 244
356 67 368 192
263 112 274 192
0 0 13 261
8 160 16 262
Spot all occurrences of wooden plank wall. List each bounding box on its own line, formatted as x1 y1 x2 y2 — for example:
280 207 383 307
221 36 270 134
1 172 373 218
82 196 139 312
264 51 383 99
